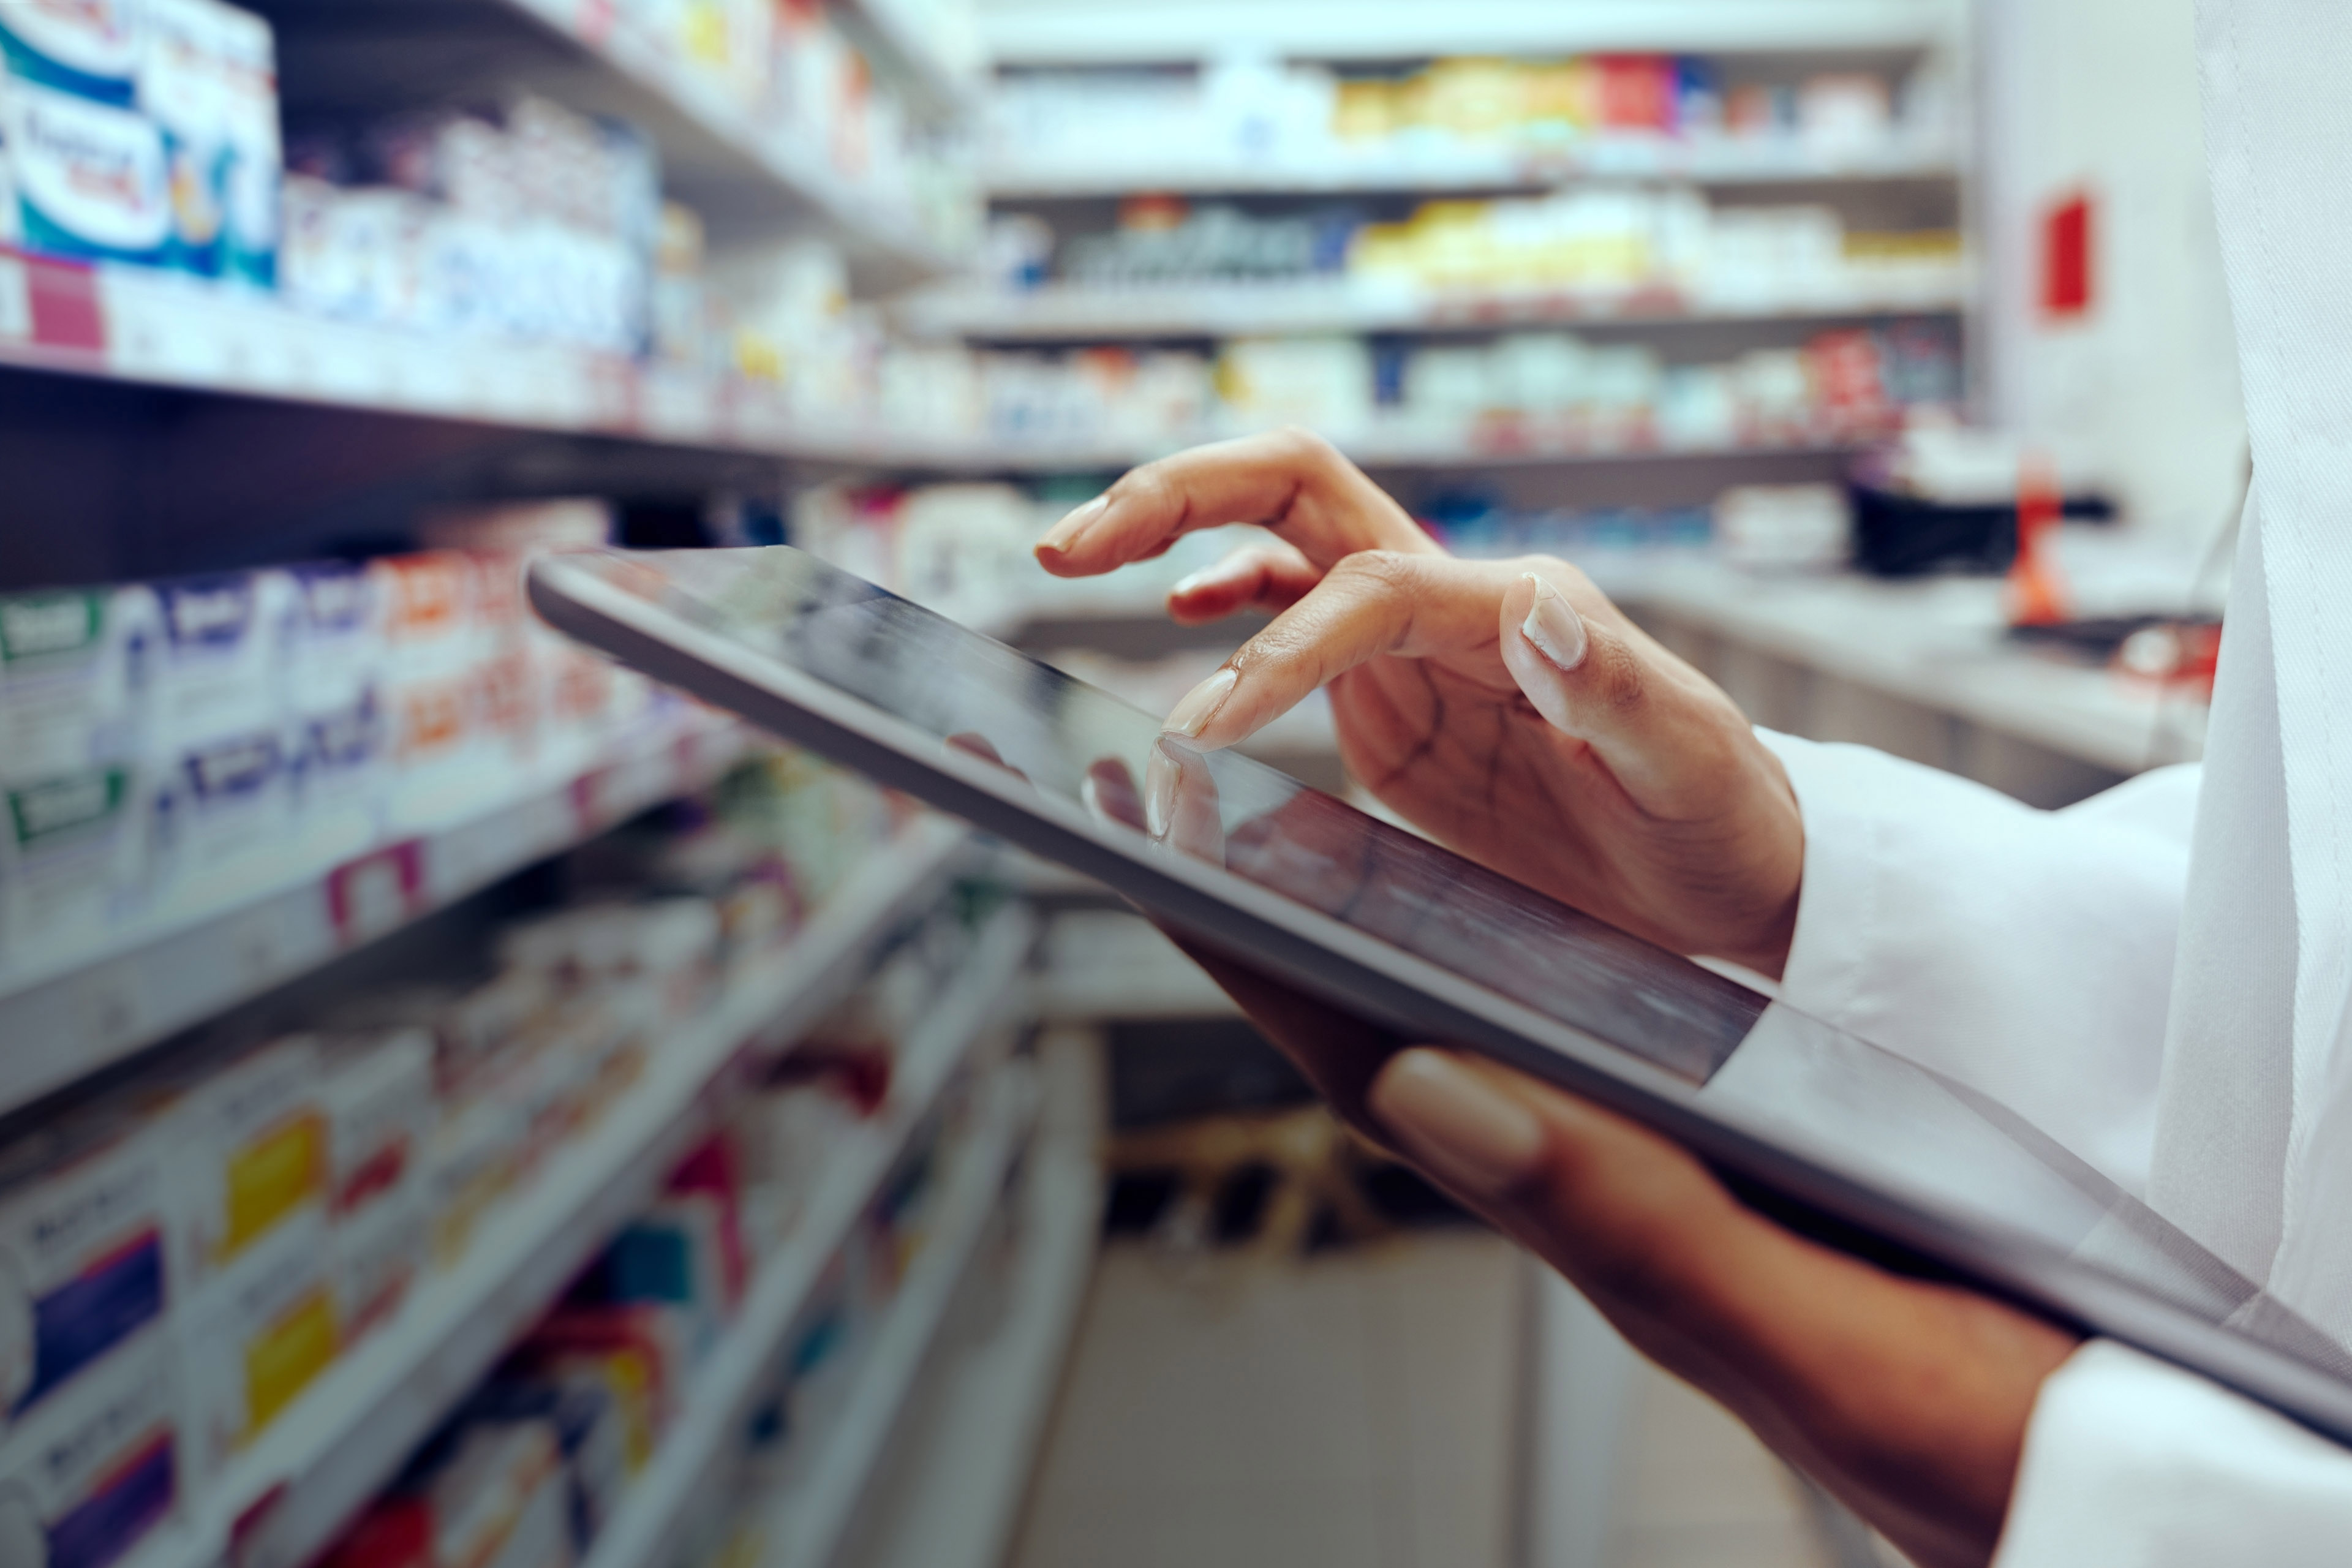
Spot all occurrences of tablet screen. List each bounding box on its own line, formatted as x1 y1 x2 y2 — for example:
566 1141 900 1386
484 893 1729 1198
609 544 1767 1085
546 545 2352 1395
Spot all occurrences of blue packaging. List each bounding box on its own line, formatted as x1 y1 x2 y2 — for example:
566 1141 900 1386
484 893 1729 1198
0 0 140 107
0 74 169 266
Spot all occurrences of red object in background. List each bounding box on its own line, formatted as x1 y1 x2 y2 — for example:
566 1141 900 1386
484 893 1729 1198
1596 56 1675 130
2042 191 2094 320
319 1500 433 1568
1809 330 1893 435
2007 455 2071 626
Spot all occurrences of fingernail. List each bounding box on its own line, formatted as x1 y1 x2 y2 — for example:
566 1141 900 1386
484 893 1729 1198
1144 746 1177 839
1370 1049 1546 1203
1170 566 1216 597
1519 576 1588 672
1163 666 1238 740
1037 496 1107 556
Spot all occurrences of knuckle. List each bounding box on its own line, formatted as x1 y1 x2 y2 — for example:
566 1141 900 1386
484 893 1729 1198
1589 634 1648 714
1330 548 1420 597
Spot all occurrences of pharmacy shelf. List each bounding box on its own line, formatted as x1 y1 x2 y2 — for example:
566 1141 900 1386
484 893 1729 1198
127 818 970 1568
922 427 1879 476
836 0 990 120
0 710 748 1122
755 1062 1042 1568
979 0 1962 64
0 252 919 473
901 274 1970 342
497 0 960 276
578 901 1040 1568
1596 557 2207 775
842 1031 1104 1568
984 142 1962 201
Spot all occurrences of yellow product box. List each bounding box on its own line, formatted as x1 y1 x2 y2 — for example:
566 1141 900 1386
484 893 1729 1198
175 1210 339 1482
151 1035 327 1288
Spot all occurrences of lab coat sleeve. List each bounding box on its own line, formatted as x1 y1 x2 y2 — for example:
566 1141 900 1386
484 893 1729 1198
1997 1342 2352 1564
1754 730 2199 1195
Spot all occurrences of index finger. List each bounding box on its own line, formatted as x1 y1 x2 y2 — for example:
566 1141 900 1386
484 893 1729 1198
1034 428 1441 579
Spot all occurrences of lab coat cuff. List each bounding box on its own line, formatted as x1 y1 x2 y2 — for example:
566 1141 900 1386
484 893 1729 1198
1995 1340 2352 1564
1752 728 1892 1032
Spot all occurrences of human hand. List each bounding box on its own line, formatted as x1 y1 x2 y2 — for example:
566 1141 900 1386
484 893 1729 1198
1158 933 2079 1568
1036 429 1804 975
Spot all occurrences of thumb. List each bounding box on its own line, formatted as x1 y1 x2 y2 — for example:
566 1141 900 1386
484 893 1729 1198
1365 1047 1743 1310
1496 571 1725 818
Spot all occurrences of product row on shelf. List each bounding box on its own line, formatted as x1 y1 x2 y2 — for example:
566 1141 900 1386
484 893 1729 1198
976 187 1963 309
982 51 1958 192
312 892 1032 1568
787 473 1868 642
0 0 974 374
967 319 1958 458
0 499 666 992
0 742 938 1568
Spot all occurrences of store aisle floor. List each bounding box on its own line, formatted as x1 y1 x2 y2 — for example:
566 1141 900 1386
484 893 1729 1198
1008 1231 1836 1568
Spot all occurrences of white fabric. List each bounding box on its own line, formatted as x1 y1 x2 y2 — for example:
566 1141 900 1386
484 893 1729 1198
1750 1 2352 1554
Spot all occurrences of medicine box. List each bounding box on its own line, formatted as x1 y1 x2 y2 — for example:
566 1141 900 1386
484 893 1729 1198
151 1035 327 1287
0 1329 181 1568
0 1113 171 1443
175 1207 337 1480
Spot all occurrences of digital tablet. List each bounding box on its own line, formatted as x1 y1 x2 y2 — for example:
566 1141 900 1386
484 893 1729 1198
530 543 2352 1445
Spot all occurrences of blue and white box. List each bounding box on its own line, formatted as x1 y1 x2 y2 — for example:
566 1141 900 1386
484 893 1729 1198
0 0 141 106
0 74 170 266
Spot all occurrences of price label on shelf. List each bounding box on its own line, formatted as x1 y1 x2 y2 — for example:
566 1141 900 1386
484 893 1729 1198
0 256 29 342
328 841 427 946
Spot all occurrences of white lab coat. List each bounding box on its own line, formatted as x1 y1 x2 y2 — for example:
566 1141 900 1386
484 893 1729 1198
1752 2 2352 1555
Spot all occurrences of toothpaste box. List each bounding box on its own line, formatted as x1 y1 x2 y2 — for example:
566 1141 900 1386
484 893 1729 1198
0 584 158 784
175 1206 336 1480
0 0 141 105
291 682 385 867
150 1035 326 1288
148 568 293 756
0 1113 171 1443
0 1327 180 1568
138 0 227 277
0 73 170 266
148 718 297 916
286 561 386 864
0 760 151 979
216 5 277 292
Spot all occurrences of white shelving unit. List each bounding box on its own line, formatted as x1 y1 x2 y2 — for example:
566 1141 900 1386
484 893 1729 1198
752 1064 1041 1568
123 819 970 1568
982 142 1964 201
839 1028 1105 1568
496 0 959 274
901 274 1969 343
0 712 747 1120
578 902 1039 1568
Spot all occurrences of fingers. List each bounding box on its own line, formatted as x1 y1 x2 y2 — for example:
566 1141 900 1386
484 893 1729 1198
1166 540 1321 625
1034 428 1438 580
1144 739 1227 862
1366 1048 1747 1317
1494 571 1752 821
1162 552 1525 751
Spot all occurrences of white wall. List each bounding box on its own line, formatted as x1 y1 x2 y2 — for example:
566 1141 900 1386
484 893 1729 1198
1977 0 2247 543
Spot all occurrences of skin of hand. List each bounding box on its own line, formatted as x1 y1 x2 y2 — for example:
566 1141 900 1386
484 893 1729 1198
1038 431 2084 1567
1036 428 1805 976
